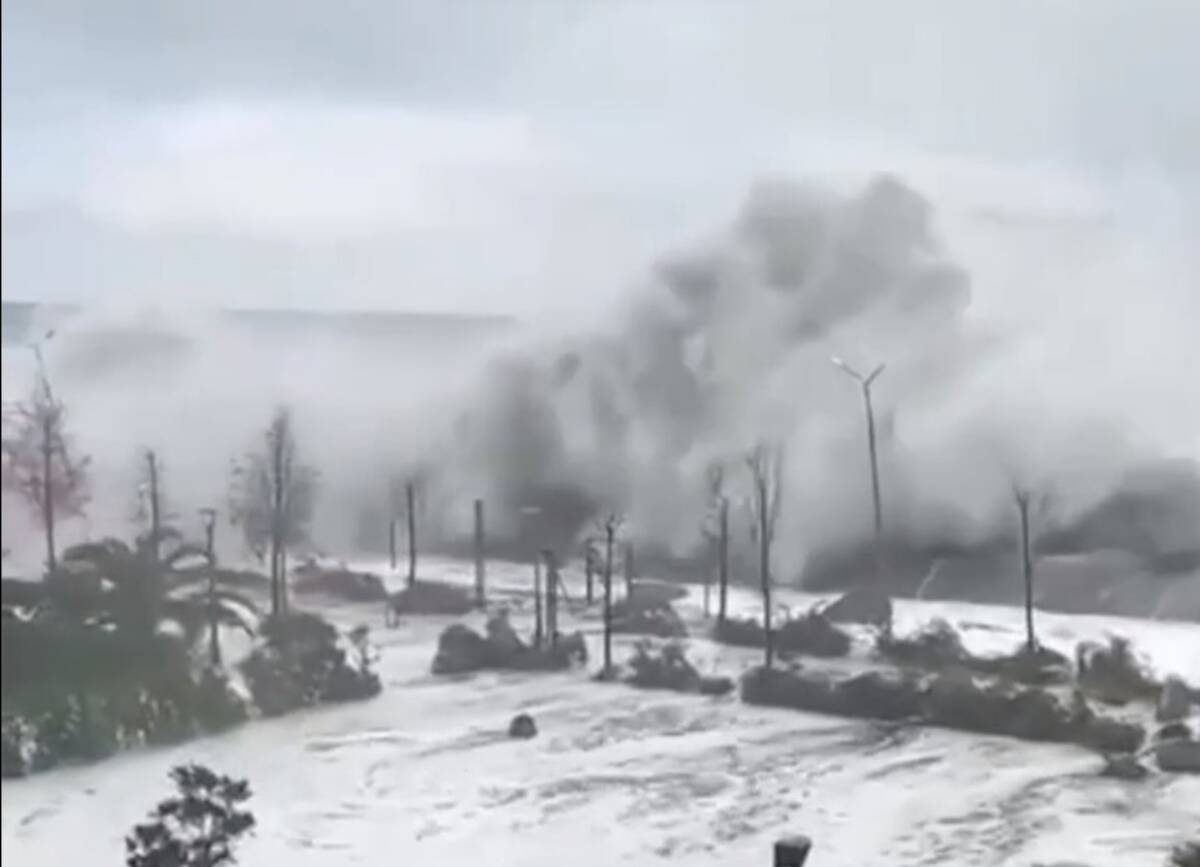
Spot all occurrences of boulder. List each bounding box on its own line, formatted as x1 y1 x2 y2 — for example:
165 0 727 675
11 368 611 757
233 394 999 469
1155 738 1200 774
431 625 491 675
777 611 852 658
1157 676 1193 723
820 587 893 629
1099 753 1150 780
508 713 537 739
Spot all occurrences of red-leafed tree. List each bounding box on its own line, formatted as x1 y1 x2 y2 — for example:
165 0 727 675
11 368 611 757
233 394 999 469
1 368 90 574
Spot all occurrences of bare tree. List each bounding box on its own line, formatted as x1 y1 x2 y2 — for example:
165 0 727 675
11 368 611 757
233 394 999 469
1 363 89 574
700 462 729 621
1012 483 1051 654
745 442 785 669
230 407 316 618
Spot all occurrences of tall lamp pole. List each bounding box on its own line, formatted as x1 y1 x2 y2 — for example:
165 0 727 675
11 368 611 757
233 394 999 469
832 357 886 568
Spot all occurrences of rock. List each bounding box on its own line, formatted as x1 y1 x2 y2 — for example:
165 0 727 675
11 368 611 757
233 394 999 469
698 675 735 697
1155 739 1200 774
431 625 491 675
1099 752 1149 780
508 713 537 739
1157 676 1193 723
777 611 852 658
820 587 893 629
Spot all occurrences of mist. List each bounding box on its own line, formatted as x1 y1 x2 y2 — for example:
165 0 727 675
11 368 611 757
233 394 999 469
2 1 1198 580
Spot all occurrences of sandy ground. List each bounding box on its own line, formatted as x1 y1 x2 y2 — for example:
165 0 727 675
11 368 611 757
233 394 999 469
3 558 1198 866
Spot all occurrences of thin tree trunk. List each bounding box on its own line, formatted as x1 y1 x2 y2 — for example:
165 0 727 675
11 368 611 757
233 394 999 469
146 450 161 565
388 517 397 571
473 498 486 608
623 541 635 598
533 556 543 648
603 528 615 671
41 414 56 574
406 481 417 588
759 484 774 669
584 543 595 605
546 551 559 647
1018 497 1035 653
270 423 286 618
717 498 729 624
205 518 221 668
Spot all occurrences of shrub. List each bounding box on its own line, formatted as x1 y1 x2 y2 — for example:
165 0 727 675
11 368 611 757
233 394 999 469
389 581 474 616
293 564 388 603
776 610 852 658
126 764 255 867
429 616 587 676
1076 636 1162 704
240 612 380 716
1170 842 1200 867
875 618 967 668
611 597 688 639
625 640 701 692
712 616 767 648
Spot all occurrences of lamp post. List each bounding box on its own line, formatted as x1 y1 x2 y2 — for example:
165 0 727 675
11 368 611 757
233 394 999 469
832 357 886 570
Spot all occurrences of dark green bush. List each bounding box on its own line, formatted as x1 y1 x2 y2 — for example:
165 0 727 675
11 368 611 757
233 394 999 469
241 612 380 716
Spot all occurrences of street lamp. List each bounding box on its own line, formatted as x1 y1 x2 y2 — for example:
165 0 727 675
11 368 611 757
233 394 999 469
831 356 886 544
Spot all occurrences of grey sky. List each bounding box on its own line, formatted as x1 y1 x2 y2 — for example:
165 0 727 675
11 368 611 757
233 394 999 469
3 0 1197 313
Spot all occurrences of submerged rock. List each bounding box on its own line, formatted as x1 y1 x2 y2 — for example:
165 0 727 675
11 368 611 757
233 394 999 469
508 713 537 739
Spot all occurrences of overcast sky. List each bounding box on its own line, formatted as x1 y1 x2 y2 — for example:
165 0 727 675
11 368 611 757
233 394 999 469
3 0 1197 314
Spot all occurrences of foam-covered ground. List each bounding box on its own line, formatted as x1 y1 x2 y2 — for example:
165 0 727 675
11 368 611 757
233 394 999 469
3 559 1198 866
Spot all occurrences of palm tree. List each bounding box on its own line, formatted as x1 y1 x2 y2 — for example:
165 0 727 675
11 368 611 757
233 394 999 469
36 529 260 664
